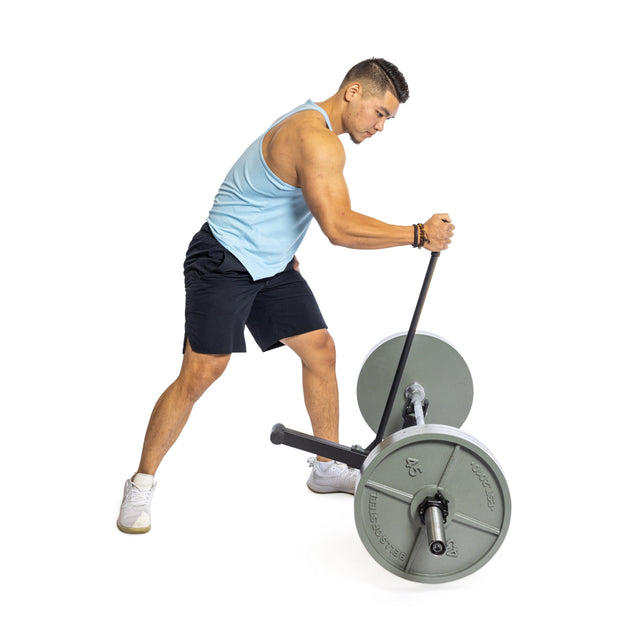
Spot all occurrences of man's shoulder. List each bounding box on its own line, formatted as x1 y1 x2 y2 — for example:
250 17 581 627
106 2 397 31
284 109 335 138
287 111 343 164
263 106 344 183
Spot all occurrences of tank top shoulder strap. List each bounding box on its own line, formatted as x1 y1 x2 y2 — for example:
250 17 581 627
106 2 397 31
267 100 333 133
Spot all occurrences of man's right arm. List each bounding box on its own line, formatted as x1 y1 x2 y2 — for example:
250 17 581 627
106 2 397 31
297 129 453 251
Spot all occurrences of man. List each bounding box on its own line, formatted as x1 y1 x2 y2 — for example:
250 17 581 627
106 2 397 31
117 58 454 534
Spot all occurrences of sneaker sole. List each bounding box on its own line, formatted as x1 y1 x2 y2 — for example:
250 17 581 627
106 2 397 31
117 521 151 534
306 483 354 495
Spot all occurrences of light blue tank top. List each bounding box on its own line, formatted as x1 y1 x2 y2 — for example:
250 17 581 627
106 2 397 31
207 100 332 280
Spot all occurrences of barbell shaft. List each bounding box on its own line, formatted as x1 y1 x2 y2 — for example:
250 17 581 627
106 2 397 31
367 252 440 451
405 383 426 426
425 505 447 556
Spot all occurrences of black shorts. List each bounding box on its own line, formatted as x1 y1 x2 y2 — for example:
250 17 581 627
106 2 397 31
183 223 327 354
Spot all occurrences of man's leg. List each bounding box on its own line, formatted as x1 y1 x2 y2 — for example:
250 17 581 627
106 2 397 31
118 340 230 533
137 340 231 475
281 329 338 461
282 328 358 494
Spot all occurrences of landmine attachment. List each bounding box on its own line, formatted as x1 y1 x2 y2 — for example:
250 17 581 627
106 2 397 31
270 252 511 583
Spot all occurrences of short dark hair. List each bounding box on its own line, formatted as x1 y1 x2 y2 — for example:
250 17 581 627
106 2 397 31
340 58 409 103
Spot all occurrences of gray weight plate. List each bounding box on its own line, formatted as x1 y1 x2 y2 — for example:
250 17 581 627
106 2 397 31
357 332 473 435
354 425 511 583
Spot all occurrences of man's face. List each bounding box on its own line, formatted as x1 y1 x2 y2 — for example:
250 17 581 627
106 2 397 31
345 89 400 145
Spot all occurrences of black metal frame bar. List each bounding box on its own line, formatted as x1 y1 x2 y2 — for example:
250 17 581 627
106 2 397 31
270 251 441 466
270 424 369 469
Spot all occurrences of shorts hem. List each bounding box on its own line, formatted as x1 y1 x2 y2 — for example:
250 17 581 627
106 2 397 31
253 322 329 353
183 332 245 355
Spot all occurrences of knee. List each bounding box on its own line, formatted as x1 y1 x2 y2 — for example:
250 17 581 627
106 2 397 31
181 372 215 403
302 331 336 372
179 355 230 402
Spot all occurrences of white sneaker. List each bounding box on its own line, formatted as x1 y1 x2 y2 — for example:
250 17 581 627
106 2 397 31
307 457 359 495
117 474 156 534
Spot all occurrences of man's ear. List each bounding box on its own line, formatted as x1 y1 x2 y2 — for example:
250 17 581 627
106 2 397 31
343 82 362 102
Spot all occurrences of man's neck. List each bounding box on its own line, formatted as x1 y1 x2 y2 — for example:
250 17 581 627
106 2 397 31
315 94 346 136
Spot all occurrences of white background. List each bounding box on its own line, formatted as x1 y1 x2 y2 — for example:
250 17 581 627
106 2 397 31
1 0 638 637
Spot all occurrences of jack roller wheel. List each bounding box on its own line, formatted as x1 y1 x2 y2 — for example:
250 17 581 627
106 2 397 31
357 332 474 435
354 424 511 583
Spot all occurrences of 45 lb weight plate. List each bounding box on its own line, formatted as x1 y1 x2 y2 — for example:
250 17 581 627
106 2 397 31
354 425 511 583
357 332 473 435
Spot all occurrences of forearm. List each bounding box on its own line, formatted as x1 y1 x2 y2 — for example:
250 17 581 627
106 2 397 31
321 209 414 249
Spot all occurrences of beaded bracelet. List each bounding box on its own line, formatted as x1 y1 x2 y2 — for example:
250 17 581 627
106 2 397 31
412 223 431 248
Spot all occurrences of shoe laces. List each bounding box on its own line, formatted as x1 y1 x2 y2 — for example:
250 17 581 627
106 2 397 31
125 483 153 506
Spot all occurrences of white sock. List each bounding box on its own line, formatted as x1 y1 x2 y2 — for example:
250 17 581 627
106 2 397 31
315 460 333 472
132 473 154 490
